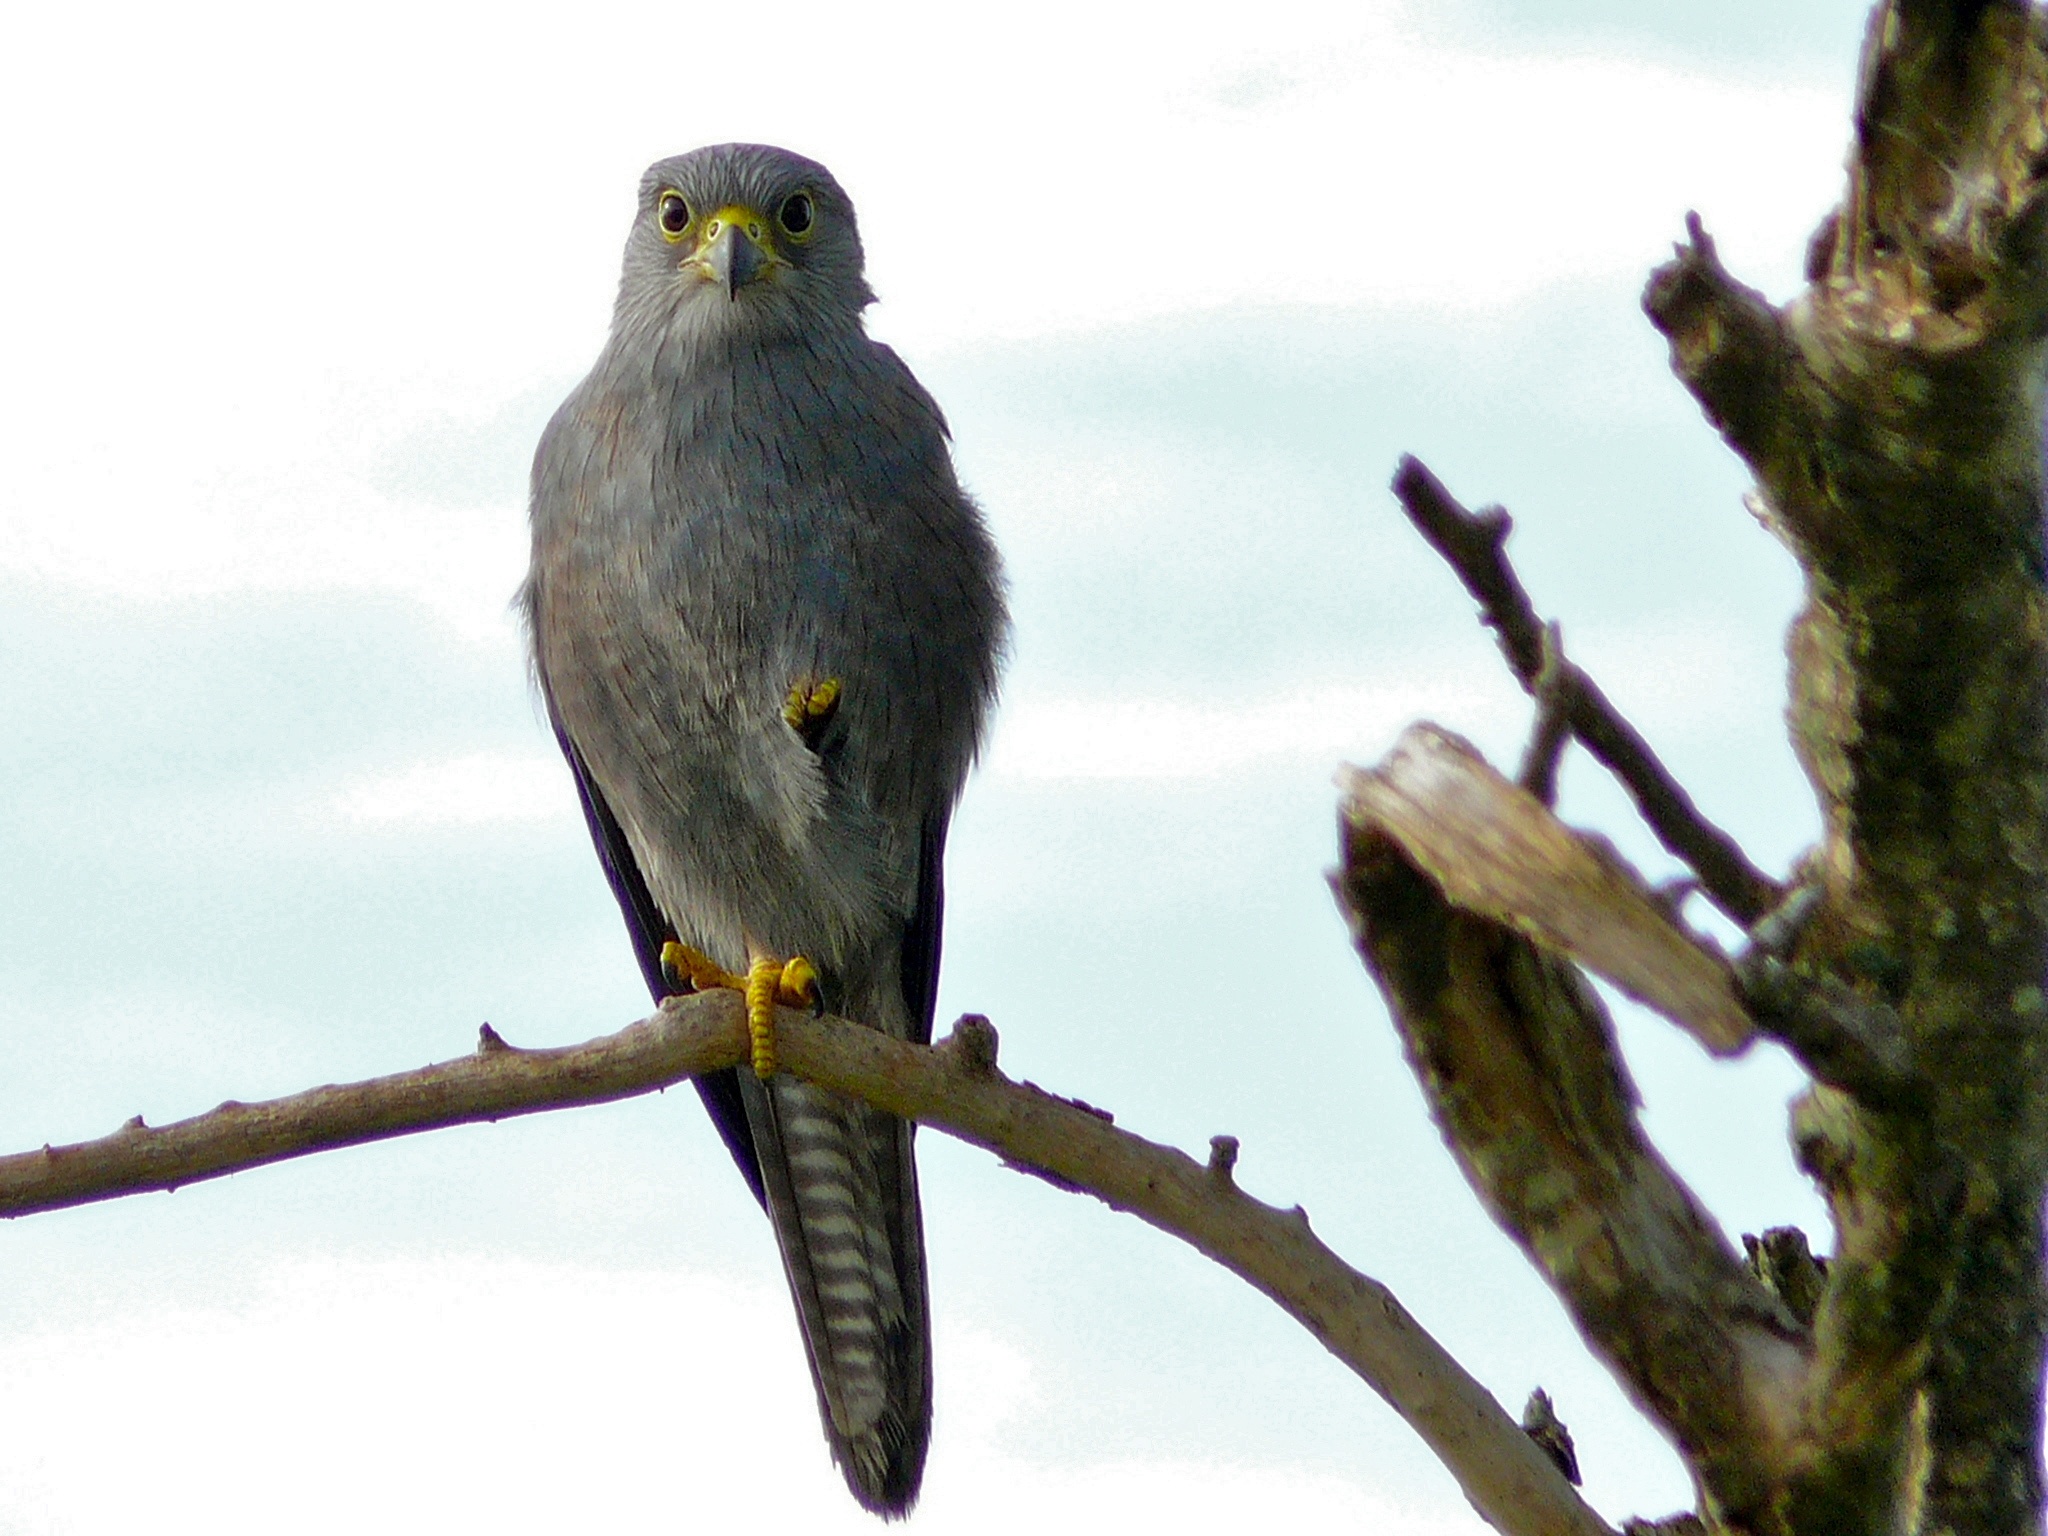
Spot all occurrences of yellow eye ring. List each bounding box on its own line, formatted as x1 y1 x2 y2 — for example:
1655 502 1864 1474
777 192 815 241
657 191 692 242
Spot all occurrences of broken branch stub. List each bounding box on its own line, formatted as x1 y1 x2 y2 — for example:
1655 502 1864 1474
1340 723 1754 1055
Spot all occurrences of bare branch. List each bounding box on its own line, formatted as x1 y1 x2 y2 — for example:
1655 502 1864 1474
1391 454 1786 926
1 1013 740 1216
0 994 1613 1536
1638 217 1791 496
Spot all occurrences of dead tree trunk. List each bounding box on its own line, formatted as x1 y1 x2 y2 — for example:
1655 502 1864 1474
1337 4 2048 1532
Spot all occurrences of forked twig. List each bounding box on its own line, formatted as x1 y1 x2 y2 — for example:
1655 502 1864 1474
1392 455 1785 925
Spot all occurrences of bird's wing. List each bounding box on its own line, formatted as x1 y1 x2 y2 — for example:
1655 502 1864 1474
545 707 766 1207
900 811 950 1047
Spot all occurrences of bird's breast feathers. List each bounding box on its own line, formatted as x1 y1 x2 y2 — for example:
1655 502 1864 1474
530 331 995 925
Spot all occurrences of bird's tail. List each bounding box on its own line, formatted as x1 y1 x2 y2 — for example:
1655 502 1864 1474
739 1068 933 1515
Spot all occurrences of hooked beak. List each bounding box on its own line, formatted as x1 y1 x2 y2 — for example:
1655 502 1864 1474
693 204 779 299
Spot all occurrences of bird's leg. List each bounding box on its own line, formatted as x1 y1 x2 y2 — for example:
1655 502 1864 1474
745 951 819 1077
660 940 817 1078
782 676 842 750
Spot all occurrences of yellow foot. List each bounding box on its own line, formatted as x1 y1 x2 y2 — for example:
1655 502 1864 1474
661 941 817 1078
782 676 842 748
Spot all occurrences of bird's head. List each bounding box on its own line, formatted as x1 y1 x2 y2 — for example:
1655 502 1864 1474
614 143 874 344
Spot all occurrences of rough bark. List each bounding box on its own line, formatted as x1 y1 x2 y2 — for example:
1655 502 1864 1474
1648 4 2048 1530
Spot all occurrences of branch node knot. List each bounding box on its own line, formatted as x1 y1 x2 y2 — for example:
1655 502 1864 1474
940 1014 1001 1077
1207 1134 1240 1185
1517 620 1574 805
1521 1387 1582 1486
1736 891 1920 1110
476 1023 514 1055
1746 882 1824 961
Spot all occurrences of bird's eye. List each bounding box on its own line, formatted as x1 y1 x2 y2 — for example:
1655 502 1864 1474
658 192 691 239
778 193 815 237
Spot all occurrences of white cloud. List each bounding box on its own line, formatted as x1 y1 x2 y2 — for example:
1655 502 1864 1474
0 0 1845 624
988 675 1517 782
329 751 576 828
0 1255 1483 1535
983 614 1784 784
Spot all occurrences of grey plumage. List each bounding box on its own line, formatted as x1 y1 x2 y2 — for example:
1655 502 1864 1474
522 143 1006 1514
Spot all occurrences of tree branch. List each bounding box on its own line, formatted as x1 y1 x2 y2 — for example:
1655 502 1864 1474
1 1014 739 1215
1336 737 1808 1528
1391 454 1786 926
0 992 1614 1536
1736 954 1920 1112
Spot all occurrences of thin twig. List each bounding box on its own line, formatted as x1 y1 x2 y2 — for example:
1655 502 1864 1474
0 993 1614 1536
1391 455 1785 925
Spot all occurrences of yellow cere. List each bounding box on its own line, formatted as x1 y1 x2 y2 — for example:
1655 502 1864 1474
702 203 773 252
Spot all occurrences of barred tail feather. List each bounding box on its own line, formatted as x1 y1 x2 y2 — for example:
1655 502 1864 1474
740 1069 933 1515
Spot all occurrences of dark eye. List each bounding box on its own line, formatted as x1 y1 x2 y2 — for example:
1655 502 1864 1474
658 192 691 236
778 193 814 236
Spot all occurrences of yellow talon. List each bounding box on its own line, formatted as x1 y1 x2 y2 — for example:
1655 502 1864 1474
779 955 818 1010
781 676 843 741
660 940 744 994
746 953 819 1078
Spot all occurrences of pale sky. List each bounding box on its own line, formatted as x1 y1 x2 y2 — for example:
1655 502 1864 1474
1 2 1869 1531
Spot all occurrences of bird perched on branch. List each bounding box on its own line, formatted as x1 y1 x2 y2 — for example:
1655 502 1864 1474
522 142 1007 1513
